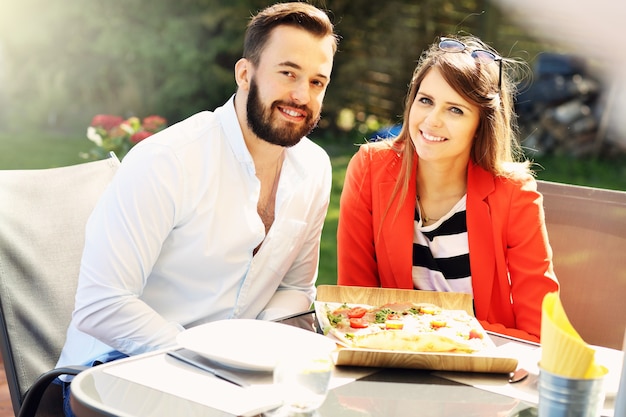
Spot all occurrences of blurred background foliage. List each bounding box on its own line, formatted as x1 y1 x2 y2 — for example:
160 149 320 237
0 0 248 129
0 0 553 134
2 0 625 175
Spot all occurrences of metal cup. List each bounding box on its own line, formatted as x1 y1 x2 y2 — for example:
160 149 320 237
538 367 606 417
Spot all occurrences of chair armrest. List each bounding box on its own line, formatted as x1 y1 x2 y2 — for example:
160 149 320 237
18 365 89 417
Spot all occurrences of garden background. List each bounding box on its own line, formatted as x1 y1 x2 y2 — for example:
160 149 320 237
1 0 625 284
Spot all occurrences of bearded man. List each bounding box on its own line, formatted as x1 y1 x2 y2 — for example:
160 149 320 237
56 4 339 415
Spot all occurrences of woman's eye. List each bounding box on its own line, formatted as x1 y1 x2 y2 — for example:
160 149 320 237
418 97 432 105
450 107 464 115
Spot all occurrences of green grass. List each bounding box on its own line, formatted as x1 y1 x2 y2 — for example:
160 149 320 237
2 130 625 286
317 144 355 286
0 131 87 169
531 154 626 191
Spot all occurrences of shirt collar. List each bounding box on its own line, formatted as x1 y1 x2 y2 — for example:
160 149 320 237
215 95 254 168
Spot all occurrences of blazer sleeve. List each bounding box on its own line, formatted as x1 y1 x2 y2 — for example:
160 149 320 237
485 175 559 341
337 146 381 286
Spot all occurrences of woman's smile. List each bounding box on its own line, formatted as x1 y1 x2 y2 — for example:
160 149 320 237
421 131 447 142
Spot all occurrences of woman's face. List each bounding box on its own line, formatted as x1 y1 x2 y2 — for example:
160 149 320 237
408 67 480 165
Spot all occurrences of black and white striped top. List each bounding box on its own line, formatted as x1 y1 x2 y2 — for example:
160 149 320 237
412 195 472 295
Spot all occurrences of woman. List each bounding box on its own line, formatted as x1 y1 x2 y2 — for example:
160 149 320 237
337 35 558 342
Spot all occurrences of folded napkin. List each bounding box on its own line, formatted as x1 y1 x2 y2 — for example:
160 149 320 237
540 292 607 378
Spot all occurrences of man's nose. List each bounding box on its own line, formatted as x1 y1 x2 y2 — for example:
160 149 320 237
290 80 311 105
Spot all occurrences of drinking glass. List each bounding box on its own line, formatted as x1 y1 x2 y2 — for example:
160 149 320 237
272 352 333 415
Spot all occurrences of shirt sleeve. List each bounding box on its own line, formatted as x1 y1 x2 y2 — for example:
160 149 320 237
72 143 186 356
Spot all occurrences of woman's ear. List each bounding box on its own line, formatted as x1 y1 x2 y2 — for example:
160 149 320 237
234 58 251 91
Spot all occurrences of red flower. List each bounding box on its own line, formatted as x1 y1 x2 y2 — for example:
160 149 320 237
84 113 168 161
109 125 128 139
130 130 152 144
90 114 124 131
142 115 167 133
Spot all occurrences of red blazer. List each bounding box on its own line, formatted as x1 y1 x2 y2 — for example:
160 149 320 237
337 144 559 342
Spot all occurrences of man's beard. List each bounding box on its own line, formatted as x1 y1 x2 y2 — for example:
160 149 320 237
246 78 321 147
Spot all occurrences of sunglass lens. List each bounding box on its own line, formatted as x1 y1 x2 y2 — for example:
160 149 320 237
439 39 465 53
471 50 498 64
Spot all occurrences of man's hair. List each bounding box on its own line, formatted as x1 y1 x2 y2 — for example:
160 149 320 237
243 2 338 66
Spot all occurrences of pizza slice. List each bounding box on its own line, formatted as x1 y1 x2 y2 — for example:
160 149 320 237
316 301 493 353
351 330 475 353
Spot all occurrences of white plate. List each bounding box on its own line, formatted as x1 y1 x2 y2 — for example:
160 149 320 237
177 319 337 371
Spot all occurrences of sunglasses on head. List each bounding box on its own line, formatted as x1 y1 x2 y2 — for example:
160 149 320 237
438 37 502 91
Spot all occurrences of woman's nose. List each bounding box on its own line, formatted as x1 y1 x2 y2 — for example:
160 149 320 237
424 109 443 127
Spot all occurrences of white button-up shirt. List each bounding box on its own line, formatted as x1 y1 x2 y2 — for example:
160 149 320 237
57 97 331 368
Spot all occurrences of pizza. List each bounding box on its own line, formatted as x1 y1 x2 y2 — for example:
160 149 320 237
315 301 494 353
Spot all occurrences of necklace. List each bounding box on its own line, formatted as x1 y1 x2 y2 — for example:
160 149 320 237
416 195 440 224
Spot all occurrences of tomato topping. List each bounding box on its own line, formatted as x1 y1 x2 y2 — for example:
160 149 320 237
386 313 401 321
347 307 368 318
469 329 484 340
349 318 369 328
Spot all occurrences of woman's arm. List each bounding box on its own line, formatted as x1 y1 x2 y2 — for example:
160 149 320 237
503 176 559 340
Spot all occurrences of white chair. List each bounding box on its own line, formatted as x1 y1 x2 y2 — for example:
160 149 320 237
538 180 626 349
0 155 119 417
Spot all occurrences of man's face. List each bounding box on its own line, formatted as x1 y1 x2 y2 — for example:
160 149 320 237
244 25 335 147
246 76 319 147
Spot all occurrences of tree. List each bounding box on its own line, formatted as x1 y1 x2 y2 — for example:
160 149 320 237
0 0 255 130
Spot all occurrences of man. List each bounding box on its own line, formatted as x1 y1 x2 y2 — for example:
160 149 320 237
57 2 338 413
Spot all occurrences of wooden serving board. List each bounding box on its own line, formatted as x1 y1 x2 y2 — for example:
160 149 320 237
333 348 518 373
316 285 474 315
316 285 518 374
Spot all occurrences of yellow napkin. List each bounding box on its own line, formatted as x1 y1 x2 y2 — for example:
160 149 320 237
540 292 607 378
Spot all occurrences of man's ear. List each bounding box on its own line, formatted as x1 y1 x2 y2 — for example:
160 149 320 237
234 58 251 91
